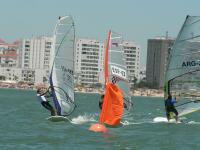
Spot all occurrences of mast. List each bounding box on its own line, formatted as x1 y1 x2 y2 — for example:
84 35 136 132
104 30 111 85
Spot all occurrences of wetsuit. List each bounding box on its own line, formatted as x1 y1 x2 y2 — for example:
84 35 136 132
37 93 56 116
165 98 178 120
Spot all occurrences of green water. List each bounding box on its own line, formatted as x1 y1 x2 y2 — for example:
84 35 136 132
0 88 200 150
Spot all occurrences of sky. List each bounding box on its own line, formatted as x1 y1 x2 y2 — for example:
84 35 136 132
1 0 200 68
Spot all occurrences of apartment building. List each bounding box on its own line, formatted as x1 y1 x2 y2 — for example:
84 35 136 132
18 36 53 84
123 41 140 87
75 39 104 87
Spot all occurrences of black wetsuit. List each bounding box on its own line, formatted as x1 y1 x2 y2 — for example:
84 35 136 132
37 94 56 116
165 98 178 120
41 101 54 111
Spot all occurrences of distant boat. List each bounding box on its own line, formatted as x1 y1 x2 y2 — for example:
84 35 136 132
48 16 76 120
100 30 132 126
164 15 200 117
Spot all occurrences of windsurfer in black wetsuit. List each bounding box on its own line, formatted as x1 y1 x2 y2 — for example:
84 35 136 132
36 87 57 116
165 94 178 122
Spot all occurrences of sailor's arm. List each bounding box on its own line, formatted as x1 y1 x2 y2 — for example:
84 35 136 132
171 97 177 104
42 86 53 97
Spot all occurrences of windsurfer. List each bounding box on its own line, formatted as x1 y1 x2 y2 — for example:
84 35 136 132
36 87 57 116
165 94 178 122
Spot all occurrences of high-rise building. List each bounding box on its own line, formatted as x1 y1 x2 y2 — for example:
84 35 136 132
19 36 52 70
146 37 174 88
75 39 104 87
123 41 140 87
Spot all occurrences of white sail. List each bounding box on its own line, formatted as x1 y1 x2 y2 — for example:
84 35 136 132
165 15 200 116
49 16 76 116
108 31 132 112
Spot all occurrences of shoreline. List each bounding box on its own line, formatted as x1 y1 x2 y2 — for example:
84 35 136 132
0 83 164 98
133 88 164 98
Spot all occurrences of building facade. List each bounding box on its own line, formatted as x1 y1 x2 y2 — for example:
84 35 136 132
123 41 140 87
18 36 53 84
0 36 141 87
20 36 52 70
0 37 53 84
0 39 19 68
0 39 20 82
75 39 140 87
75 39 104 87
146 37 174 88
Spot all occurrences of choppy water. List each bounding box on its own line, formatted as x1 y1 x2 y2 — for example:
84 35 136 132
0 88 200 150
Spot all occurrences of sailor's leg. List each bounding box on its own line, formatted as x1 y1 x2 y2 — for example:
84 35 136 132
166 112 170 122
173 109 179 122
41 102 57 116
47 103 57 116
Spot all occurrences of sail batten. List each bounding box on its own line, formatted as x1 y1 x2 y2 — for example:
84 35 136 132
109 62 126 68
109 49 123 52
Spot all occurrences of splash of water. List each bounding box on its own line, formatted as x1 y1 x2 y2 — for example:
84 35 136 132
71 114 97 124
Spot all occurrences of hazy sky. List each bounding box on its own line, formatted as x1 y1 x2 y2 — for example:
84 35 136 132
1 0 200 67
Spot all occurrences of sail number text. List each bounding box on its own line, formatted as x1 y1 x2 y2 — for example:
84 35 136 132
61 65 73 84
111 65 126 80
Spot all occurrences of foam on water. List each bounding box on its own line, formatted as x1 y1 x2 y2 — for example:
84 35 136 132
121 120 130 126
71 114 97 124
187 121 200 125
121 118 157 125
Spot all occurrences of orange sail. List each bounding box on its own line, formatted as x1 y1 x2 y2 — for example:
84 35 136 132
100 82 124 126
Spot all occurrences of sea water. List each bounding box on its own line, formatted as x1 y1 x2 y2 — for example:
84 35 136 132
0 88 200 150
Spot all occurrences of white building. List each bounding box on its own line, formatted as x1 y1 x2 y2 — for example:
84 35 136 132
19 36 52 69
123 41 140 87
17 36 53 84
75 39 104 87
